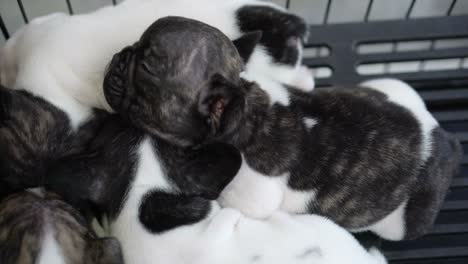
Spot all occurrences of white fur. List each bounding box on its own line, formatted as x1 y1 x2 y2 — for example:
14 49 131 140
360 78 438 162
27 187 46 197
352 201 408 241
38 226 66 264
105 95 386 264
111 140 386 263
281 187 316 213
241 69 290 106
0 0 312 128
303 117 318 129
245 46 315 92
218 156 286 218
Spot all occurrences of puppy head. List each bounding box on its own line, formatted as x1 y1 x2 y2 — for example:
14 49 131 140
104 16 258 147
0 191 124 264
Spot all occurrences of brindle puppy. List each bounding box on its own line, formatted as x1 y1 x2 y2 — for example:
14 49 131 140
0 85 106 200
104 16 462 241
0 191 123 264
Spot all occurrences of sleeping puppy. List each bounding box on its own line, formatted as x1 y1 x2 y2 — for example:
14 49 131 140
105 15 462 241
0 190 123 264
0 0 313 129
0 85 105 199
47 114 386 264
47 17 386 264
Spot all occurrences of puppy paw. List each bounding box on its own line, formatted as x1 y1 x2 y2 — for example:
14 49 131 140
291 66 315 92
217 171 284 219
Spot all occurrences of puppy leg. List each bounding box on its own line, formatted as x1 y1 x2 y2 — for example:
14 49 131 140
138 191 213 234
218 162 284 219
404 128 461 239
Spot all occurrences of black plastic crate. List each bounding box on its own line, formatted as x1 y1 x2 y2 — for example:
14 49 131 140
305 15 468 263
1 0 467 263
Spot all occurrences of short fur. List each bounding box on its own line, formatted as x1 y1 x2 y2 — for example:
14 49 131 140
48 17 385 264
109 17 462 240
217 80 462 240
0 85 106 200
0 0 313 128
47 113 386 264
0 191 123 264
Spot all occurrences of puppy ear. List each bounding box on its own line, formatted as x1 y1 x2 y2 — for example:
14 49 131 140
282 14 308 41
103 45 136 112
86 238 124 264
232 31 262 63
198 74 242 136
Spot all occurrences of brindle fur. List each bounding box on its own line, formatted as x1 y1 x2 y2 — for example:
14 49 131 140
102 17 462 239
0 191 123 264
0 85 106 198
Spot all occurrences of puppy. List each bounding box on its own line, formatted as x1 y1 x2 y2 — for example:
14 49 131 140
105 15 462 241
0 85 105 198
47 17 386 264
0 0 313 129
0 190 123 264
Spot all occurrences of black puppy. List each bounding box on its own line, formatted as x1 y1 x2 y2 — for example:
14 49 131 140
104 16 462 241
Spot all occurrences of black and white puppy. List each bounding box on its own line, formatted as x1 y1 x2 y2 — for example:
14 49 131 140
0 190 123 264
0 0 313 130
105 18 462 241
48 114 386 264
48 17 387 264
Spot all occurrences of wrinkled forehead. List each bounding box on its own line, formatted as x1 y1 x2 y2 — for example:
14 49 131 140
136 18 244 87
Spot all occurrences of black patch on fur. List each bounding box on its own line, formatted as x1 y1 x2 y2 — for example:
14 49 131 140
155 140 242 200
236 5 308 65
139 191 211 234
211 83 460 238
46 114 142 220
48 114 241 234
0 85 107 196
232 31 262 63
353 232 382 250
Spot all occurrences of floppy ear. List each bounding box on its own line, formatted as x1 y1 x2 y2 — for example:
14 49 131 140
103 45 137 112
86 237 124 264
232 31 262 63
198 74 242 135
282 14 308 41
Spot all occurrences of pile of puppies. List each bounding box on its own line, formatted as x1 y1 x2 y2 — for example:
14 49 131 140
0 1 462 264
